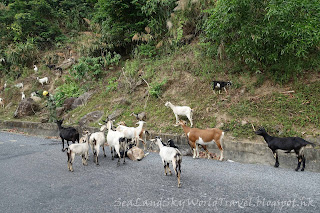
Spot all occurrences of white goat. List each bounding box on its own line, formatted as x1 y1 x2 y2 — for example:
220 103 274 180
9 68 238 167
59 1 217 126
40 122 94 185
116 121 146 150
151 137 182 187
34 65 38 72
21 92 25 100
0 98 4 108
65 131 90 172
36 77 49 86
106 120 126 165
165 101 193 127
15 83 23 89
89 124 108 165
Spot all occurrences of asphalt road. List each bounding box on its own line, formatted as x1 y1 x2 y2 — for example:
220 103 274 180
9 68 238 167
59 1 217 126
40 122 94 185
0 131 319 213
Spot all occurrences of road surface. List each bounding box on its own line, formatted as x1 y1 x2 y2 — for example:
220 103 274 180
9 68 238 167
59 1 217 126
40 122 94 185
0 131 319 213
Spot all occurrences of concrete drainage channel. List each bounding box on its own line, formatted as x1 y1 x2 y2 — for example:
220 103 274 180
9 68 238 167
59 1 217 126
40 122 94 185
1 120 319 173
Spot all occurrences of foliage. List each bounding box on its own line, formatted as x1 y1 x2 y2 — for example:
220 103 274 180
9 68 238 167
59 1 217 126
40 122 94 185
149 79 167 98
204 0 320 83
105 77 118 93
135 43 157 58
104 51 122 66
71 57 104 80
54 78 86 107
94 0 148 51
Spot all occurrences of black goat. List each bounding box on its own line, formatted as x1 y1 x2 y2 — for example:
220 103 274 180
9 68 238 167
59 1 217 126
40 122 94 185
46 64 56 70
255 127 315 171
56 119 80 152
212 81 232 94
166 139 179 149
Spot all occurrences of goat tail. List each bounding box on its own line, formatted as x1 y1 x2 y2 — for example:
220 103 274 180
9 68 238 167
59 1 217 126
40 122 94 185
308 141 316 148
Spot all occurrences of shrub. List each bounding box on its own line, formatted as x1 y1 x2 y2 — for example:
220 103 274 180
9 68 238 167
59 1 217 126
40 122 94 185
204 0 320 83
149 79 167 98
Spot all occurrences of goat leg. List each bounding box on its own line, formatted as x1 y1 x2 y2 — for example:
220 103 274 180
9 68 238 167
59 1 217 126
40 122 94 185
273 151 279 167
163 160 167 175
301 156 306 171
103 146 106 157
295 156 302 171
167 163 172 175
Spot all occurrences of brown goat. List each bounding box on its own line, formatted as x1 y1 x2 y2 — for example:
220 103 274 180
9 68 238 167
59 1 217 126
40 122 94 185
177 120 224 160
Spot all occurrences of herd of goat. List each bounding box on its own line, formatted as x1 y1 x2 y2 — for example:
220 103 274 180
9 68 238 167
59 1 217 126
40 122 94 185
0 70 317 187
55 97 316 188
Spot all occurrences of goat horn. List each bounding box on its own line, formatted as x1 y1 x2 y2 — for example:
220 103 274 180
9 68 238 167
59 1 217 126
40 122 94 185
251 123 256 131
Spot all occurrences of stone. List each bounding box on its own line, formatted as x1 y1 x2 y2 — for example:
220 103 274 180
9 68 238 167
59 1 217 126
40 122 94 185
78 111 104 126
71 92 93 109
63 97 76 111
107 109 123 121
13 98 40 118
56 107 65 117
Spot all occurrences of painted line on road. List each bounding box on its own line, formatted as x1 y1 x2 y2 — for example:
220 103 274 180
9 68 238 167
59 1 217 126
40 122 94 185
9 140 17 142
0 142 4 144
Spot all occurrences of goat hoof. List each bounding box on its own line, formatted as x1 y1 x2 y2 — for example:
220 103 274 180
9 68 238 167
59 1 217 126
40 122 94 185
274 164 279 168
301 168 305 171
295 168 299 171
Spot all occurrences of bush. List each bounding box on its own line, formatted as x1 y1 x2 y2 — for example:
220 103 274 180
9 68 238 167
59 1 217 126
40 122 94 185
54 80 86 107
204 0 320 83
149 79 167 98
71 57 104 80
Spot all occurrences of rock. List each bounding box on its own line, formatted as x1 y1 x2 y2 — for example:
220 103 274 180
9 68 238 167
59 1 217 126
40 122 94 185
113 97 130 106
63 97 76 111
180 148 192 156
107 109 123 121
30 96 42 103
14 98 40 118
78 111 104 126
56 107 65 117
71 92 93 109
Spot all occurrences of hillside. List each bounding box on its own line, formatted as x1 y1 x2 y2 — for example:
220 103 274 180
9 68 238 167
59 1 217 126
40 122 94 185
1 41 319 145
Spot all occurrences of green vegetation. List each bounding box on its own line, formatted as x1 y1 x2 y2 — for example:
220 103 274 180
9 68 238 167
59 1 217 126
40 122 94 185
0 0 319 141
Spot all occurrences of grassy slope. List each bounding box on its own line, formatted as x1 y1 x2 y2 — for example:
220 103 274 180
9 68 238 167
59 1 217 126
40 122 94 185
0 42 319 143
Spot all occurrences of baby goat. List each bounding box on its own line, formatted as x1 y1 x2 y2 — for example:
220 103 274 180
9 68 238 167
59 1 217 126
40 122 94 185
21 92 25 100
167 139 179 149
255 127 315 171
165 101 193 127
15 83 23 89
89 124 108 165
212 81 232 94
56 119 79 152
131 112 147 121
36 77 49 86
33 65 38 72
65 131 90 172
151 137 182 187
177 120 224 160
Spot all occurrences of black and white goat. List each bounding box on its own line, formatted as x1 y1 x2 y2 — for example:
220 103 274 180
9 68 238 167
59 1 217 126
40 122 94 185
212 81 232 94
151 137 182 187
166 139 179 149
56 119 79 152
255 127 315 171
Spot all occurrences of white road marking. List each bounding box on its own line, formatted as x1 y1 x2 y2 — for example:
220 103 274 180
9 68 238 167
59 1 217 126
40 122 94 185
10 140 17 142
